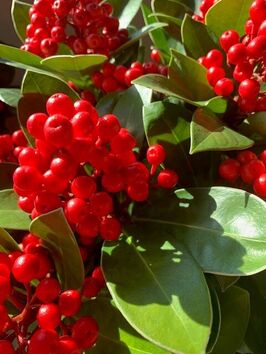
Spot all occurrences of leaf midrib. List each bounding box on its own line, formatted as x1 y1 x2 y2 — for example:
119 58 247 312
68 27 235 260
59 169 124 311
134 217 266 243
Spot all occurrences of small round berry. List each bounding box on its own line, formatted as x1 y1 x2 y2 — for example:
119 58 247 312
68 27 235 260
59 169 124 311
207 66 226 86
233 61 254 82
157 169 179 189
240 159 266 184
37 303 61 330
214 78 234 97
65 198 90 224
219 159 240 182
71 176 97 199
28 329 59 354
237 150 257 165
124 68 143 86
110 128 136 153
127 181 149 202
254 174 266 197
13 165 42 193
82 277 102 298
146 144 166 166
36 278 61 303
72 316 99 349
100 217 121 241
58 336 81 354
44 114 73 148
247 35 266 59
76 215 100 239
227 43 247 65
46 93 74 118
90 192 113 217
150 49 161 63
59 290 81 317
0 340 15 354
0 276 11 303
96 114 121 142
219 30 240 52
238 79 260 100
12 254 40 283
92 266 105 287
205 49 224 68
40 38 58 57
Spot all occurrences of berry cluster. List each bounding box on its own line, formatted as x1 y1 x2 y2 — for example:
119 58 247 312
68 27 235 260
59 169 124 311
192 0 217 23
13 93 179 245
92 55 168 94
22 0 128 57
0 130 28 163
0 232 103 353
219 149 266 197
199 0 266 113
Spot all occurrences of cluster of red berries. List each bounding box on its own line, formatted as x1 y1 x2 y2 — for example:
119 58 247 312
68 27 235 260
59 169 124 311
0 130 28 163
22 0 128 57
192 0 217 23
13 93 179 245
199 0 266 113
92 53 168 94
219 149 266 197
0 232 104 353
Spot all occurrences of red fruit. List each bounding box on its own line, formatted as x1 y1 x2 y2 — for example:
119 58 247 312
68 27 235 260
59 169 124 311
124 68 143 86
207 66 226 86
96 114 121 142
46 93 74 118
214 78 234 97
43 170 69 194
254 174 266 197
100 217 121 241
12 130 27 147
71 111 95 138
238 97 257 113
58 336 81 354
37 303 61 330
247 35 266 59
110 128 136 153
238 79 260 100
82 277 102 298
44 114 73 148
12 254 40 283
65 198 90 224
102 77 119 93
240 159 266 184
219 159 240 182
219 30 240 52
227 43 247 65
72 317 99 349
13 166 42 194
92 266 105 287
260 150 266 165
27 113 48 139
143 62 158 74
36 278 61 303
28 329 59 354
0 276 10 303
51 26 66 42
204 49 224 68
150 49 161 63
147 144 166 169
233 61 253 82
157 169 179 189
127 180 149 201
76 215 100 239
237 150 257 165
40 38 58 57
114 65 127 84
0 340 15 354
90 192 113 217
59 290 81 316
258 20 266 36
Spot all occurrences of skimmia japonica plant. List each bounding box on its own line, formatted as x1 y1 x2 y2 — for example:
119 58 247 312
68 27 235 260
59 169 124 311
0 0 265 353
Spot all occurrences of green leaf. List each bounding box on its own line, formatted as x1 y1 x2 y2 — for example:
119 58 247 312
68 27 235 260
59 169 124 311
30 208 84 290
114 23 167 54
132 187 266 276
11 0 31 42
181 14 219 59
18 71 79 145
102 238 212 354
143 100 198 185
0 189 31 230
0 163 18 190
133 74 225 108
169 49 215 101
84 297 170 354
0 88 21 107
190 108 254 154
141 4 171 61
216 275 240 292
0 227 20 253
240 272 266 354
97 85 152 146
246 112 266 137
207 282 221 353
108 0 142 28
206 0 254 38
211 286 250 354
41 54 107 83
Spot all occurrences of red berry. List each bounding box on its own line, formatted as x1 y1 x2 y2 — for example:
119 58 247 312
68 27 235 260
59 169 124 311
71 111 95 138
12 130 27 147
0 340 15 354
238 79 260 100
227 43 247 65
254 173 266 197
27 113 48 139
124 68 143 86
205 49 224 68
214 78 234 96
219 159 240 182
150 49 161 63
157 169 179 189
247 35 266 59
237 150 257 165
147 144 166 175
110 128 136 153
40 38 58 57
240 159 266 184
76 215 99 240
12 254 40 283
90 192 113 217
127 181 149 201
65 198 90 224
58 336 81 354
36 278 61 303
13 166 42 193
72 317 99 349
71 176 97 199
0 276 11 303
100 217 121 241
28 329 59 354
233 61 253 82
92 266 105 287
82 277 102 298
207 66 226 86
44 114 73 148
219 30 240 52
37 303 61 330
96 114 121 142
59 290 81 317
46 93 74 118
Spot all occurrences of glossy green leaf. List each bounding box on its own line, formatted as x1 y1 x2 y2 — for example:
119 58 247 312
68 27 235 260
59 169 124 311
114 23 167 54
181 14 219 59
84 297 169 354
169 49 215 101
207 283 221 353
102 237 212 354
108 0 142 28
96 92 123 116
141 4 170 61
143 100 198 185
0 189 31 230
240 272 266 354
30 208 84 290
190 108 254 154
212 286 250 354
133 74 226 109
246 112 266 137
0 227 20 252
132 187 266 276
0 88 21 107
216 275 239 292
18 71 79 145
206 0 254 38
11 0 30 42
0 163 17 190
